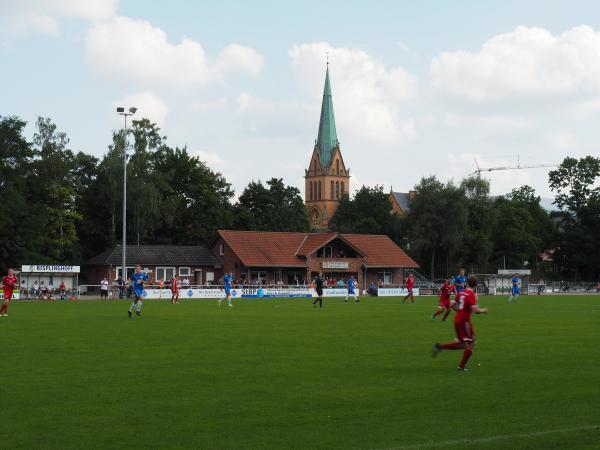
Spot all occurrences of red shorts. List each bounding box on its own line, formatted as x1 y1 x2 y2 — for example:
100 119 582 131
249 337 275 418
454 319 475 343
407 288 414 295
2 291 12 301
439 298 451 308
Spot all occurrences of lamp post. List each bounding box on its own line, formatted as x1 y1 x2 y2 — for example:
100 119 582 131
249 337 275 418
116 106 137 283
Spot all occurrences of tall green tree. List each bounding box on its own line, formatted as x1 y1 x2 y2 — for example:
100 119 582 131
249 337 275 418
0 116 40 269
405 177 468 279
30 117 82 262
234 178 309 232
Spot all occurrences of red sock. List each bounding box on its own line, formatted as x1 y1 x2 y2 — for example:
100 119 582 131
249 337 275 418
440 342 461 350
433 310 443 317
410 295 414 303
442 309 451 320
1 303 7 314
459 348 473 368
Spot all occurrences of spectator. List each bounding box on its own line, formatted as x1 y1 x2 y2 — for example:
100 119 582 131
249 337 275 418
182 278 190 288
368 282 378 296
100 277 109 300
116 275 125 299
47 281 54 300
31 281 39 298
127 277 133 298
40 281 47 299
58 282 66 300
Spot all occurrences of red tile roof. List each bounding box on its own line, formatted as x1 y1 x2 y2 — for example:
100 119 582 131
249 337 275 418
342 234 419 268
217 230 419 269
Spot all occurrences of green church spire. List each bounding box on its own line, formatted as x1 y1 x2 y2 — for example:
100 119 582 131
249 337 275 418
316 65 338 168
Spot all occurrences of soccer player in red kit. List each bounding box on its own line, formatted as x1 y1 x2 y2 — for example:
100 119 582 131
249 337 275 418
1 268 18 317
431 276 455 321
432 276 488 370
170 276 179 304
402 273 415 303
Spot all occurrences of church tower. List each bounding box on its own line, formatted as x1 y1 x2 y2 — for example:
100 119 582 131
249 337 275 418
305 65 350 229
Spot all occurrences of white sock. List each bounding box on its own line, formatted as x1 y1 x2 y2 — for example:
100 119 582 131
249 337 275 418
129 302 136 312
136 301 143 312
218 297 224 304
228 296 232 306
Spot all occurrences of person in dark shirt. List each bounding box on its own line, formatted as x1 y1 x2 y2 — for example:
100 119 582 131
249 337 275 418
312 273 324 308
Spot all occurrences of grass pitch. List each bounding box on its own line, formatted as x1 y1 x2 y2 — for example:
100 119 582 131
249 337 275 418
1 295 598 449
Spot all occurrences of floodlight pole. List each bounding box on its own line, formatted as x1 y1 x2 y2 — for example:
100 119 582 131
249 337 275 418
117 107 137 282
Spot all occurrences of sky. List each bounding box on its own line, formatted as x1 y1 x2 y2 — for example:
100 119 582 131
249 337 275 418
3 0 600 199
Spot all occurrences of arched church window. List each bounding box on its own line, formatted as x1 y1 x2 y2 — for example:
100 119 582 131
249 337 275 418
330 181 334 199
336 159 340 175
341 181 345 196
318 181 322 199
336 181 340 199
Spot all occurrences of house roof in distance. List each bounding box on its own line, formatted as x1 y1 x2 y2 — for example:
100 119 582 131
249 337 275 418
391 192 411 212
216 230 419 269
84 245 221 267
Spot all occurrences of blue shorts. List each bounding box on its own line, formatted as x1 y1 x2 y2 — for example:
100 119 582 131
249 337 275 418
348 288 355 295
134 289 144 298
512 288 520 296
225 286 231 296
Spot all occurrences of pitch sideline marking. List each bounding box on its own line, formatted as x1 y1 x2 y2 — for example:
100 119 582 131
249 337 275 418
372 424 599 450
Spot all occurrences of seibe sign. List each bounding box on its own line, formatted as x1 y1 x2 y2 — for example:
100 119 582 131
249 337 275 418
21 265 81 273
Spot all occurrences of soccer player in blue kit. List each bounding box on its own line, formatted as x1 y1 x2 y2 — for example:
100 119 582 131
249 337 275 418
128 265 148 318
344 275 359 303
218 272 234 307
454 268 467 296
508 273 521 303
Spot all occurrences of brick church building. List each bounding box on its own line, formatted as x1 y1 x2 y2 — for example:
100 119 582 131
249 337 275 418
305 64 350 229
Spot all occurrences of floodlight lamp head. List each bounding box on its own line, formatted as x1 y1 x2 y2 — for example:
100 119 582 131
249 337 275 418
129 107 137 114
116 107 125 113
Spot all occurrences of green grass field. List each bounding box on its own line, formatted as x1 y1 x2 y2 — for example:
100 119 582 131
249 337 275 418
1 295 598 449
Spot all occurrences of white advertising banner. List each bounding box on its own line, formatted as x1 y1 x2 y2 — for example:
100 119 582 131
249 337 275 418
312 288 348 297
140 287 313 299
0 292 20 300
322 261 349 269
378 287 420 297
21 265 80 273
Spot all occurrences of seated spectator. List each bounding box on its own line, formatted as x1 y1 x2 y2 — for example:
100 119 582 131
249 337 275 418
367 282 378 296
182 278 190 287
336 279 344 287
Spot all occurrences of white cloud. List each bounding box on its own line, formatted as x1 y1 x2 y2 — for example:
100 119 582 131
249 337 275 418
113 91 169 128
431 25 600 101
191 150 225 167
85 17 263 90
544 131 578 151
289 42 417 143
0 0 117 34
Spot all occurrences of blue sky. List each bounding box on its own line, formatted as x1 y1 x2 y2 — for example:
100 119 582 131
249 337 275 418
3 0 600 198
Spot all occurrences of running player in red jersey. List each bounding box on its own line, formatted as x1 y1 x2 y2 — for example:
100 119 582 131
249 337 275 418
431 276 455 321
402 273 415 303
170 276 179 304
431 276 488 370
1 268 18 317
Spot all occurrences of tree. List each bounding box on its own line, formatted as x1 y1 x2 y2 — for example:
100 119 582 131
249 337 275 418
548 156 600 213
458 177 496 273
404 177 468 279
329 185 401 237
0 116 39 269
234 178 309 232
30 117 82 262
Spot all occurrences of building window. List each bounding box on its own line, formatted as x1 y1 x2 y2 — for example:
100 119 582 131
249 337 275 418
318 180 322 199
336 159 340 175
116 266 135 280
179 267 190 277
378 270 393 284
323 246 333 258
219 243 224 256
336 181 340 199
330 181 334 199
311 208 321 228
341 181 345 196
156 267 176 282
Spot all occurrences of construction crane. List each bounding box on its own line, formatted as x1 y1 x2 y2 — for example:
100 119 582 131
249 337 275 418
469 156 557 177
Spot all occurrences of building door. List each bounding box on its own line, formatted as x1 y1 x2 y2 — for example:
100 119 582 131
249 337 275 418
195 269 202 286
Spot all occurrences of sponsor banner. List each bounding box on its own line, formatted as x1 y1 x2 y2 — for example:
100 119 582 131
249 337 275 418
140 288 312 299
21 265 80 273
313 288 348 297
378 287 420 297
497 269 531 275
322 261 349 269
0 292 20 300
239 287 312 298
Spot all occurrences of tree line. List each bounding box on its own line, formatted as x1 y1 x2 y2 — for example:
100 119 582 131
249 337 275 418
0 115 309 269
329 159 600 281
2 114 599 281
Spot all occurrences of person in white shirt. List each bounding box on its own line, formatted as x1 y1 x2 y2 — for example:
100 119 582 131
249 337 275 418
100 277 109 300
